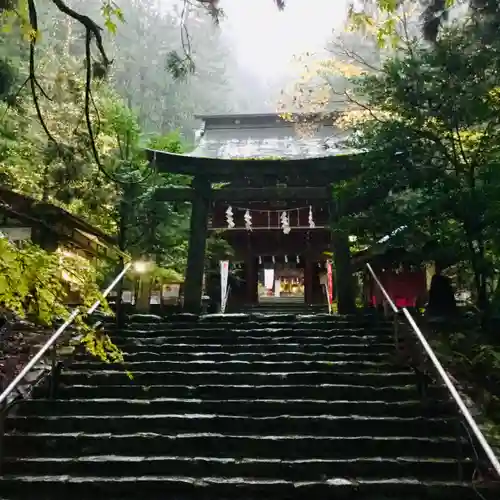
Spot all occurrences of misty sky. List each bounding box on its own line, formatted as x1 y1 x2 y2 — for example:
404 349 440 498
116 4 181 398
219 0 350 79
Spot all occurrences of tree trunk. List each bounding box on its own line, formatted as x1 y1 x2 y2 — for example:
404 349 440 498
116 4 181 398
115 199 128 327
464 223 489 312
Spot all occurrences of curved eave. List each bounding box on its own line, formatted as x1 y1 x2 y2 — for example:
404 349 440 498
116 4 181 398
146 149 365 182
0 187 117 246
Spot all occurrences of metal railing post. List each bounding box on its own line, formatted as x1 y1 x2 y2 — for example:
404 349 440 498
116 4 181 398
49 342 58 400
454 417 465 481
0 398 6 474
364 262 500 479
0 309 80 408
0 262 132 471
402 307 500 477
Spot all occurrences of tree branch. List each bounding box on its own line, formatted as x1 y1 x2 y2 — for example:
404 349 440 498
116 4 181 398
328 39 381 73
341 89 387 123
51 0 111 67
27 0 57 144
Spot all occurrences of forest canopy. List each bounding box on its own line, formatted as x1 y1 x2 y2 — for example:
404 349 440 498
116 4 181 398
278 0 500 312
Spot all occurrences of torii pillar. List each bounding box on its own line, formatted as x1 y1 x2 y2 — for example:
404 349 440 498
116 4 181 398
329 196 356 314
183 175 211 313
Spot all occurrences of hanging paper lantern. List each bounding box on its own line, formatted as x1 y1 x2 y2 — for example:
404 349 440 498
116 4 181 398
296 255 300 263
308 206 315 229
272 255 276 264
284 254 288 263
244 209 252 231
281 211 291 234
225 206 235 229
258 256 262 265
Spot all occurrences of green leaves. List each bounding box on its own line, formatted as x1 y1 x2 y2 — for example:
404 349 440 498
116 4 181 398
166 51 195 80
0 235 124 364
381 0 398 10
334 17 500 308
101 1 125 35
99 96 190 273
0 239 90 326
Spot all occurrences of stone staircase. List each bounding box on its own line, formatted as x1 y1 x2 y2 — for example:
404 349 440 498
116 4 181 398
244 296 324 314
1 314 498 499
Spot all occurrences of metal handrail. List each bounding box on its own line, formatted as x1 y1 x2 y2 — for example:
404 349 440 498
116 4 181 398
0 262 132 406
221 284 231 314
366 262 500 477
366 263 398 314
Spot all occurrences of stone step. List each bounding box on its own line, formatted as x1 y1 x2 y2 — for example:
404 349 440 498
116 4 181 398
4 433 469 459
67 359 398 373
111 342 396 354
14 398 456 418
7 414 456 437
113 335 393 346
1 475 496 500
5 316 487 500
97 351 391 363
116 326 395 336
119 318 393 328
120 322 395 329
44 383 441 401
118 318 392 325
59 370 416 386
2 455 475 482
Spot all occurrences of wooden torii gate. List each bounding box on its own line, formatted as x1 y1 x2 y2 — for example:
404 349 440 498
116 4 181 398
146 148 370 314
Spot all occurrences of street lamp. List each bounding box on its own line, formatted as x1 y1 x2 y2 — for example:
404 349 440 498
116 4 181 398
133 260 154 312
134 260 151 274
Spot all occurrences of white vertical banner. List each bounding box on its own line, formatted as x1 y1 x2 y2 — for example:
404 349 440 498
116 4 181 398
274 279 281 297
220 260 229 313
264 268 274 289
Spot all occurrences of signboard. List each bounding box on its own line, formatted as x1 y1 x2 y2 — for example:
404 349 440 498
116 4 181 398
122 291 134 304
150 291 161 305
326 260 334 314
220 260 229 313
162 284 181 305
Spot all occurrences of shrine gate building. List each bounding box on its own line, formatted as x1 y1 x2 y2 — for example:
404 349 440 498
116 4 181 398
147 113 366 314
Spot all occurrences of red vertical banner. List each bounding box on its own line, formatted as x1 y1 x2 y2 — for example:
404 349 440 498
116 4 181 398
326 260 334 313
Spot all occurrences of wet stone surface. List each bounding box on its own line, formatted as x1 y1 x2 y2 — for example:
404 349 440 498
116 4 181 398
2 314 499 499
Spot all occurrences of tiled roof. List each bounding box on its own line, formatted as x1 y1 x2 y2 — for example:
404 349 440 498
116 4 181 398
189 113 357 159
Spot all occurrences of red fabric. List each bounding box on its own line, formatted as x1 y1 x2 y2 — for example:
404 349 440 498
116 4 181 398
369 270 426 308
326 261 333 305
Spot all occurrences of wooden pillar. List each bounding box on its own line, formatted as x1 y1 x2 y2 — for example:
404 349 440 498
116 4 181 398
304 257 313 304
329 196 356 314
304 236 313 305
331 230 356 314
183 175 211 313
136 274 152 313
246 234 258 304
245 257 258 304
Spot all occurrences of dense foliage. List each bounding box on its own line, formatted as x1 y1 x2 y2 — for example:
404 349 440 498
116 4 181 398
349 0 500 42
0 238 101 325
0 3 202 365
280 2 500 314
0 0 256 369
0 236 127 366
336 17 500 312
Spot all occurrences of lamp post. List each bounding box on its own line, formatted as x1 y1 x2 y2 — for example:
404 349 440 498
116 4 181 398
134 259 154 313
